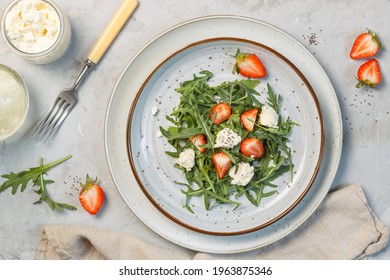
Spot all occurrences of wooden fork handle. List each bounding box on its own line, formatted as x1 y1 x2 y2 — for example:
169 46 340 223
87 0 138 64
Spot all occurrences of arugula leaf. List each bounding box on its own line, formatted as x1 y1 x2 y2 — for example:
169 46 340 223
33 160 77 212
191 97 215 147
0 155 72 194
0 155 76 211
239 79 261 90
231 80 262 107
266 83 281 112
159 126 203 141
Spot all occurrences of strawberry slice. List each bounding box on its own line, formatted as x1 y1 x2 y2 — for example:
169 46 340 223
240 108 258 132
210 102 231 124
350 30 383 59
190 134 207 153
356 59 381 88
79 175 105 215
212 152 231 179
233 48 266 78
240 138 265 159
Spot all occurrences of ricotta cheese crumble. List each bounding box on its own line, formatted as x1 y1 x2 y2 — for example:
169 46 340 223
4 0 61 53
229 162 255 186
176 149 195 171
214 128 242 149
259 104 279 128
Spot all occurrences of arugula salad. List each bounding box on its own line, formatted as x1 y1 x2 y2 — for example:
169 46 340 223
160 68 297 213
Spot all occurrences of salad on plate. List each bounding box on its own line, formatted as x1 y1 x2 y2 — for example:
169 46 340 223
160 49 298 212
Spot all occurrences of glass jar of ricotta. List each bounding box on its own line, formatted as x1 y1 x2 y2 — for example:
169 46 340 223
1 0 71 64
0 64 29 142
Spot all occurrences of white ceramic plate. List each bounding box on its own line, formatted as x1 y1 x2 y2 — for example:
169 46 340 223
128 38 324 235
105 16 342 253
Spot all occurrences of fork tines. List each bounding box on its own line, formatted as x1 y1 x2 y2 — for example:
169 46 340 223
34 96 74 144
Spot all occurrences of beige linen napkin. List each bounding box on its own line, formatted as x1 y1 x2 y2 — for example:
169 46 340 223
36 184 389 260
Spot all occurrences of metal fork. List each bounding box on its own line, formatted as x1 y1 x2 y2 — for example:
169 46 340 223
33 0 138 144
34 60 94 144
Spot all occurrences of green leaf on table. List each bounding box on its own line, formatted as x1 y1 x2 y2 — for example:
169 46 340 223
0 155 76 211
0 155 72 194
33 168 77 212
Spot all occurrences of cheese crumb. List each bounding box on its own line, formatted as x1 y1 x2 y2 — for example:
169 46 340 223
214 128 242 149
259 104 279 128
229 162 254 186
176 149 195 171
151 106 159 116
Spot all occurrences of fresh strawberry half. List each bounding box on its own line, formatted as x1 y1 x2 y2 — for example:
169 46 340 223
350 29 383 59
79 175 105 215
356 59 381 88
210 102 231 124
240 108 258 132
190 134 207 153
240 138 265 159
232 48 266 78
212 152 231 179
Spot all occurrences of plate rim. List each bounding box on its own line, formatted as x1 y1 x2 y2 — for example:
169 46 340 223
104 15 343 253
126 36 325 236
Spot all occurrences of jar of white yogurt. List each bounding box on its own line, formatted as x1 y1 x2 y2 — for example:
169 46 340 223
1 0 71 64
0 64 29 142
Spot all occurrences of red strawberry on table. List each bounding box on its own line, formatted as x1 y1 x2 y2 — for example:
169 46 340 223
212 152 231 179
240 108 258 132
233 48 266 78
240 138 265 159
356 59 381 88
79 175 105 215
210 102 231 124
190 134 207 153
350 29 383 59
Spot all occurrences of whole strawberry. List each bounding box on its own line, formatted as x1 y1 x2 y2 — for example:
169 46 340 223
79 175 105 215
